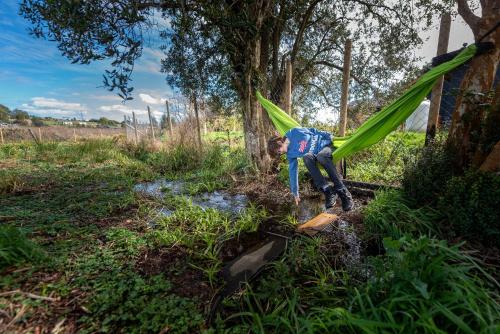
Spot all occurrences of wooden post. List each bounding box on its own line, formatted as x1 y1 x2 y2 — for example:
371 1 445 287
38 127 42 142
166 100 173 138
193 96 202 148
338 39 352 137
426 13 451 145
73 128 76 142
123 115 128 141
0 128 4 144
337 39 352 176
147 106 155 141
132 112 139 144
283 59 292 115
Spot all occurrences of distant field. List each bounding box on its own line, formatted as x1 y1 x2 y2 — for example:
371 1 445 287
0 125 124 143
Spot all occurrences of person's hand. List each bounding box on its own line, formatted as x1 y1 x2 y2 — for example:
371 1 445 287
294 195 300 206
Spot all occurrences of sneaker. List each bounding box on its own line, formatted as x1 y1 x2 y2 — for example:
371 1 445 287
336 188 354 212
323 185 337 209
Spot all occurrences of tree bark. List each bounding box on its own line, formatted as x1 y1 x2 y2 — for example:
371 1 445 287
241 38 271 172
448 5 500 170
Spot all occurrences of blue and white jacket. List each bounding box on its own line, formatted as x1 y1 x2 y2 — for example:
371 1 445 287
285 127 333 197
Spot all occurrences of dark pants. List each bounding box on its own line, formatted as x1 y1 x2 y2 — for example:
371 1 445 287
303 145 345 192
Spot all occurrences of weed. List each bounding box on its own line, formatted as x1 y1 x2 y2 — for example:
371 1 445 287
363 190 443 239
0 225 45 270
439 170 500 246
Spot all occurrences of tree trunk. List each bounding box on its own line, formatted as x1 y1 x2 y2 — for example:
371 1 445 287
241 38 271 172
447 9 499 170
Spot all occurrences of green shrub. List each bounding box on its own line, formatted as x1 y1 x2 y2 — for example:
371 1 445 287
402 140 455 205
355 236 500 333
439 170 500 246
0 225 45 269
306 236 500 333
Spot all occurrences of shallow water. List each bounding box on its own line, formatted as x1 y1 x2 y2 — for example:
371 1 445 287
135 178 362 268
134 179 248 216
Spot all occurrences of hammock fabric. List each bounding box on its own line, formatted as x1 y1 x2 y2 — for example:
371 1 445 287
257 44 477 161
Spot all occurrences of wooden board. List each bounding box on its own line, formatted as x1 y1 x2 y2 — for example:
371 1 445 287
297 212 338 236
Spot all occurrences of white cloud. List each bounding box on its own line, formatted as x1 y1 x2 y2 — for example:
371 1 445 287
31 97 86 111
20 97 88 118
99 104 147 115
139 93 166 105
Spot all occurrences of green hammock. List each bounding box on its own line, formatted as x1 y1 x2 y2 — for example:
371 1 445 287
257 44 477 161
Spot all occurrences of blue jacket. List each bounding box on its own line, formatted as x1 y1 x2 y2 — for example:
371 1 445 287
285 127 332 197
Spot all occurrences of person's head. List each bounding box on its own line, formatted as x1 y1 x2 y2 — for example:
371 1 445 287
268 136 287 158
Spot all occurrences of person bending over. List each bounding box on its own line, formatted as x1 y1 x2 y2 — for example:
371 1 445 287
268 127 354 211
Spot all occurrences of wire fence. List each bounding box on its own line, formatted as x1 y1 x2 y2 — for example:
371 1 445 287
0 125 124 144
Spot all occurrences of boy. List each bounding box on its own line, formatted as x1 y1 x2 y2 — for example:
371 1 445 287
268 127 354 211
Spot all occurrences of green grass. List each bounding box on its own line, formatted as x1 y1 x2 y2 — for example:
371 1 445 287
0 225 46 269
347 131 425 184
1 136 498 333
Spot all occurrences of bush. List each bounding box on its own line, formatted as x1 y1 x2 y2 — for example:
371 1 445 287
0 225 44 269
439 170 500 246
309 236 500 333
402 139 455 205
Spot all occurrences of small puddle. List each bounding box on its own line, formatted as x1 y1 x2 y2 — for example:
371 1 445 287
134 179 248 216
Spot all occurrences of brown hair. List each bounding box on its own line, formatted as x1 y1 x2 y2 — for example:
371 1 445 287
267 136 285 159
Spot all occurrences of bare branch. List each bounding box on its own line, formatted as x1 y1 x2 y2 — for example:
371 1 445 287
312 60 371 86
456 0 481 37
290 0 323 64
308 82 336 107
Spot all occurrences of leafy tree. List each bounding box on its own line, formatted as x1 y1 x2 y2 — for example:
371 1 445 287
20 0 496 170
31 116 45 127
445 0 499 171
0 104 10 122
97 117 120 127
11 109 30 121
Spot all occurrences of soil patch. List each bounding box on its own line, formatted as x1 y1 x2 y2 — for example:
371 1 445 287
0 270 86 334
135 247 212 302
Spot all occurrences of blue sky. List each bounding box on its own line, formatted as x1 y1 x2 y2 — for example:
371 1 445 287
0 1 474 122
0 1 180 122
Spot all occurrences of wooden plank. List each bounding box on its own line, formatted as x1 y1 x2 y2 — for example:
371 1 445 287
297 212 338 236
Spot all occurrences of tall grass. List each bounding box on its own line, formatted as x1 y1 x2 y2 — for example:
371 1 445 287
0 225 45 269
363 190 443 239
306 237 500 334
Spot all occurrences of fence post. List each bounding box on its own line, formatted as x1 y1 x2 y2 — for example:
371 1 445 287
166 100 173 138
426 13 451 145
0 128 3 144
338 39 352 177
147 106 155 141
339 39 352 137
193 96 202 148
123 115 128 141
132 112 139 145
73 128 77 142
38 127 42 142
283 59 292 115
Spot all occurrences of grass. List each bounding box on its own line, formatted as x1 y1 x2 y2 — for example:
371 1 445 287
347 131 425 184
1 136 498 333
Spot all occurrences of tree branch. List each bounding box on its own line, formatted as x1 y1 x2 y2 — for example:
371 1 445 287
308 82 336 107
312 60 370 86
456 0 480 37
290 0 323 64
